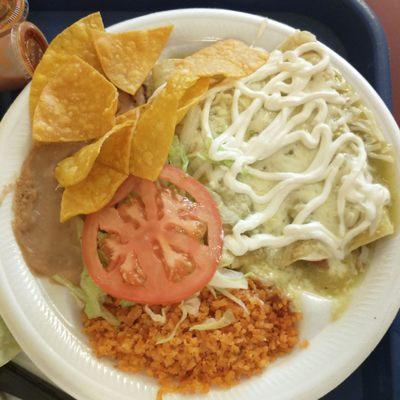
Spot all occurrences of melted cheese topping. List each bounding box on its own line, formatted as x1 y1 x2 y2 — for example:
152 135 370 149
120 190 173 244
181 40 390 260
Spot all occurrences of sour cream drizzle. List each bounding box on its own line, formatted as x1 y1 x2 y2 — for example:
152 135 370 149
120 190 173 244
194 40 390 259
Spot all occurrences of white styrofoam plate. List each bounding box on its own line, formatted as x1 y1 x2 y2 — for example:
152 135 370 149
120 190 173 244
0 8 400 400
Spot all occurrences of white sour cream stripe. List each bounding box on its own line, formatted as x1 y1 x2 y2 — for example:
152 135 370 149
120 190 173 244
194 40 391 259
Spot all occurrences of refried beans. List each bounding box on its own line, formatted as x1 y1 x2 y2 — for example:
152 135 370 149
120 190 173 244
13 142 85 283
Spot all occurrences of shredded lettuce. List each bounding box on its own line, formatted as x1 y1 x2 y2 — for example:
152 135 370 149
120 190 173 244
219 248 236 268
215 288 249 314
53 269 120 327
144 305 168 324
208 286 218 299
52 274 86 303
182 295 201 316
189 309 236 331
58 220 122 324
156 305 187 345
244 271 269 285
168 135 189 172
119 300 135 308
188 150 209 162
209 268 248 290
208 269 249 313
0 317 20 367
80 270 120 326
156 295 200 344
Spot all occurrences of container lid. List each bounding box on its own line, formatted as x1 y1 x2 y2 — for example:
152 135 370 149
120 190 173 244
15 21 48 76
0 0 28 36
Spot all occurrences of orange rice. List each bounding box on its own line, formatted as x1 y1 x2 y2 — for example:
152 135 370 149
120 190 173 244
83 280 300 397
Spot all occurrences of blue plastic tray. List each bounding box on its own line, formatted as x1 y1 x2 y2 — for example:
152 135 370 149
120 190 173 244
1 1 398 399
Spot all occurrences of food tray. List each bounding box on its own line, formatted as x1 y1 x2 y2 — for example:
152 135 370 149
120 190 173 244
0 1 397 399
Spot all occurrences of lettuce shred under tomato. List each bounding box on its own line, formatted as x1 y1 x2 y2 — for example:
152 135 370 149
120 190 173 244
144 305 167 324
167 135 189 172
52 265 249 341
53 269 120 327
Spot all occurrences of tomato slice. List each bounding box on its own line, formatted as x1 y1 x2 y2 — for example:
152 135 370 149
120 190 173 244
82 165 223 305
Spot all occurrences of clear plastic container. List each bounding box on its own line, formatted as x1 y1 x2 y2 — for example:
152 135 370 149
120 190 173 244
0 0 47 91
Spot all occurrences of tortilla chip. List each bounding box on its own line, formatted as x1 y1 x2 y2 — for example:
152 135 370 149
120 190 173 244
92 25 173 95
151 41 267 126
55 121 135 187
180 39 268 78
130 72 204 180
129 85 179 179
115 108 141 125
177 77 210 123
59 120 136 221
152 58 187 90
168 73 201 98
30 12 104 120
278 31 316 52
60 163 127 222
97 122 135 173
55 141 102 187
152 40 268 91
33 56 118 142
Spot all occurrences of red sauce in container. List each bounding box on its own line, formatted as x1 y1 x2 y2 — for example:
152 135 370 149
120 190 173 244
0 0 47 91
